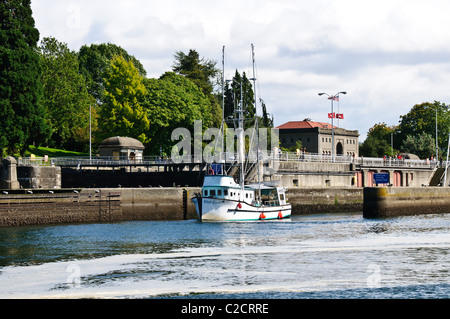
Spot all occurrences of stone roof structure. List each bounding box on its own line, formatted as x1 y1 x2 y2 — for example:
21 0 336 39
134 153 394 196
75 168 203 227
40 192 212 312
99 137 145 150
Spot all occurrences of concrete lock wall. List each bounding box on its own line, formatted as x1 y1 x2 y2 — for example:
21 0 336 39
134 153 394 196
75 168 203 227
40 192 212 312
17 166 61 189
287 187 363 214
119 187 199 221
268 161 355 188
363 187 450 218
0 187 363 227
0 187 201 227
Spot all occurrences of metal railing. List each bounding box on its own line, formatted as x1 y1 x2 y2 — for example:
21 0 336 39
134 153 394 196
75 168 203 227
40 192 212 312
11 152 439 169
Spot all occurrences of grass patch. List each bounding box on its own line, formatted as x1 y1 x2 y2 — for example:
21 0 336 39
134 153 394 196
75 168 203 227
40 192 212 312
25 146 88 157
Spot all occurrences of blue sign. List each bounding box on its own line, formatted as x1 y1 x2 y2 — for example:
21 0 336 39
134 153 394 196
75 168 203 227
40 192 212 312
373 173 389 184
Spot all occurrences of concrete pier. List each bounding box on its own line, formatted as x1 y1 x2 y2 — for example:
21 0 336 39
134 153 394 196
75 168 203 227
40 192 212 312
363 187 450 218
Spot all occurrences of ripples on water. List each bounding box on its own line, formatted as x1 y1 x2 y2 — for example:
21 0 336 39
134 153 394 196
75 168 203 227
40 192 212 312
0 213 448 299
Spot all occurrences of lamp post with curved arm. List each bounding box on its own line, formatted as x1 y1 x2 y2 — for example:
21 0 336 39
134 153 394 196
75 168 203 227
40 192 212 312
318 91 347 161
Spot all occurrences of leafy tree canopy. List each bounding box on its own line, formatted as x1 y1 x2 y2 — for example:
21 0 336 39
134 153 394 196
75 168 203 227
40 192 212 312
143 72 212 155
401 133 436 159
398 101 450 153
99 55 150 144
39 36 96 152
360 122 397 157
78 43 147 103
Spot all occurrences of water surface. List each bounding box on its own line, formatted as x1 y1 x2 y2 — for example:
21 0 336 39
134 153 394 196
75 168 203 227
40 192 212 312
0 213 448 298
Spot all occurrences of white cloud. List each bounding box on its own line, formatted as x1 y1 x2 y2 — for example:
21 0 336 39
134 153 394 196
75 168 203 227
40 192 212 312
31 0 450 141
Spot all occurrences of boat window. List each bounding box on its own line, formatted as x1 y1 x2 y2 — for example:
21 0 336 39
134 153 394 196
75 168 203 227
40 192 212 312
204 190 208 197
218 189 222 196
224 190 228 196
245 193 248 198
210 190 216 197
280 194 284 201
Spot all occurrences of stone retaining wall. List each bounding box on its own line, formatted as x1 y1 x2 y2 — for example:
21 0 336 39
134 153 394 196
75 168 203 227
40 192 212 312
363 187 450 218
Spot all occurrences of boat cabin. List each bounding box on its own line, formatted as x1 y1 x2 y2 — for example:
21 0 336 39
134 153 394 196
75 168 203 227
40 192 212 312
259 187 287 207
201 175 287 207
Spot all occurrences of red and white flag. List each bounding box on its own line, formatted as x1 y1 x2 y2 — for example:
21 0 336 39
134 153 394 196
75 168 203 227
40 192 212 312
328 113 344 119
328 96 339 101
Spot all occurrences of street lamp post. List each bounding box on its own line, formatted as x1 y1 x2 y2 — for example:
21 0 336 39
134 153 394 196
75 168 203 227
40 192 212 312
318 92 347 161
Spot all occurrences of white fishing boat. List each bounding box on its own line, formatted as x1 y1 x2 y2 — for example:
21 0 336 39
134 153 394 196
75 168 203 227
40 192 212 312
192 45 292 222
192 174 291 221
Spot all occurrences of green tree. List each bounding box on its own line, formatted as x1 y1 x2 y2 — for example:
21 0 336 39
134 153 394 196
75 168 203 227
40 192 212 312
173 49 222 127
0 0 50 155
39 37 96 152
398 101 450 154
173 50 217 94
360 123 397 157
260 98 273 128
99 55 150 144
78 43 147 103
142 72 212 155
224 70 256 128
359 135 391 158
401 133 435 159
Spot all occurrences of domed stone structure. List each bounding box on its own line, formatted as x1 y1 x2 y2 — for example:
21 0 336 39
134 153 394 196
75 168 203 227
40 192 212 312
98 136 145 160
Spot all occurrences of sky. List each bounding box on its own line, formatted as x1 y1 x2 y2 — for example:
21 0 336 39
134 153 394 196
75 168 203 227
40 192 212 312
31 0 450 140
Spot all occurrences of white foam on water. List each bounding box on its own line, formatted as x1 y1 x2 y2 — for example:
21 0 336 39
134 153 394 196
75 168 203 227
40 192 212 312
1 231 448 299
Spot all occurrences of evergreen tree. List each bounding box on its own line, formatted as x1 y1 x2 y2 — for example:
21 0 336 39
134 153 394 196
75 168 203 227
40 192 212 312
173 49 222 127
260 98 273 128
0 0 50 155
224 70 256 129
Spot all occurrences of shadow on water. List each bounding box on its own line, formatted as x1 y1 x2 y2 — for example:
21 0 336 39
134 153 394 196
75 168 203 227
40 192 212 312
161 283 450 299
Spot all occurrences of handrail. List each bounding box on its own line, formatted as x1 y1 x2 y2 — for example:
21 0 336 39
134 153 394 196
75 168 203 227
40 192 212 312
10 152 439 169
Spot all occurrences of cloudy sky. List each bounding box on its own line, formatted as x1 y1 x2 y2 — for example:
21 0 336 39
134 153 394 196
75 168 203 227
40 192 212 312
31 0 450 140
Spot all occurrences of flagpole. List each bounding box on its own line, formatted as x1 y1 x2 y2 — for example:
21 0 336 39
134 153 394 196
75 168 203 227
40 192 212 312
319 92 347 162
331 98 335 160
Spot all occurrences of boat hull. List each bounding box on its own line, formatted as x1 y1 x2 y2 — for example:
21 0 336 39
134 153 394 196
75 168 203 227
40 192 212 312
192 196 291 222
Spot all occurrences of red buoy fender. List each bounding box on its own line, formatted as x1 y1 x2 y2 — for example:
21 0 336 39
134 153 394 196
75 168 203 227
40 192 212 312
278 211 283 219
259 213 266 220
237 203 242 209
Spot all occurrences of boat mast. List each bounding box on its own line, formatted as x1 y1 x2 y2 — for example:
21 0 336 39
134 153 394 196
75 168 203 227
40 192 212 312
251 44 262 204
238 80 245 193
221 46 225 165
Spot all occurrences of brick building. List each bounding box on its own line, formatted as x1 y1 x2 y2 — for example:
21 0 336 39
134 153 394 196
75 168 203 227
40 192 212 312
276 119 359 156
